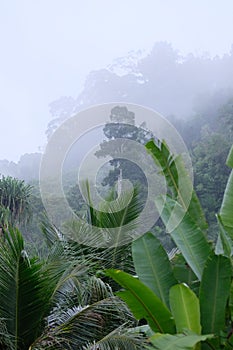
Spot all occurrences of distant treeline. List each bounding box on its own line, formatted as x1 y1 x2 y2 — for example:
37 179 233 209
1 42 233 244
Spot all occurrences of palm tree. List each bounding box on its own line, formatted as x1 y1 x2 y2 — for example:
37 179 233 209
0 176 32 230
0 227 145 349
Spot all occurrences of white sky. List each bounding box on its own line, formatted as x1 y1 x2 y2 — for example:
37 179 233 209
0 0 233 161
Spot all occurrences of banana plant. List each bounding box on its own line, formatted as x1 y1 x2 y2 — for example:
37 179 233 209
107 141 233 350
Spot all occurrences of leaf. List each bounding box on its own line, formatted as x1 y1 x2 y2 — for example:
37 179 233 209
199 253 232 335
80 325 146 350
146 140 207 232
0 228 48 348
132 232 177 308
215 214 233 257
220 145 233 238
229 280 233 328
169 284 201 334
79 180 142 247
148 332 213 350
157 196 211 280
172 254 199 294
106 269 175 334
42 297 140 348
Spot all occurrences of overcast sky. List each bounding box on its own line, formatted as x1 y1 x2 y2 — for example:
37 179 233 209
1 0 233 161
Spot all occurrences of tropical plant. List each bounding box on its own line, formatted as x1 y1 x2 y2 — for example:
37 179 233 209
0 175 32 229
107 140 233 350
0 226 146 349
62 181 143 276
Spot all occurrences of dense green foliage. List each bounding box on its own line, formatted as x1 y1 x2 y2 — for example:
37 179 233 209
0 87 233 348
0 227 145 349
0 95 232 250
0 176 32 229
108 141 233 350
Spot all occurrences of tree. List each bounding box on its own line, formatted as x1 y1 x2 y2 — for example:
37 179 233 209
217 96 233 142
95 106 153 190
191 97 233 230
47 41 233 132
0 176 32 230
192 133 231 227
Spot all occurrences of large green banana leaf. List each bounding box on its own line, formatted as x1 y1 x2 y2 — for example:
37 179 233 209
220 145 233 238
148 332 213 350
146 140 207 231
169 283 201 334
199 254 232 336
157 196 211 280
106 269 175 334
132 232 177 308
215 214 233 257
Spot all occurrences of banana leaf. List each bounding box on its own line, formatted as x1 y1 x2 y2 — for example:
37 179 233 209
220 145 233 238
169 284 201 334
146 139 207 232
199 254 232 336
132 232 177 308
106 269 175 334
157 196 211 280
148 332 213 350
215 214 233 257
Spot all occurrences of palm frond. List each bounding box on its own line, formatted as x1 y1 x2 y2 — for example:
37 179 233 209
31 296 137 349
0 228 50 348
70 181 143 248
82 324 148 349
0 227 100 349
0 318 15 350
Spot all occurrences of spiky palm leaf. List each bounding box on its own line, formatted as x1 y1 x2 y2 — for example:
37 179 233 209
0 227 50 349
0 227 144 349
31 278 141 349
62 181 142 278
0 227 93 349
82 325 147 350
65 180 142 247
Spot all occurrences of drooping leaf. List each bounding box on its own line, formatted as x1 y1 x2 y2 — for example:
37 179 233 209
132 232 177 308
148 332 213 350
157 196 211 280
106 269 175 334
146 139 207 232
220 145 233 238
169 284 201 334
199 254 232 335
215 214 233 257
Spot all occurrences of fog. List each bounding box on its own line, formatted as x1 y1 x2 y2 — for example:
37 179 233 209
1 0 233 162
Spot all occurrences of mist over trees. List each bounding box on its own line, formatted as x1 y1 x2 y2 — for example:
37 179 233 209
0 39 233 347
0 42 233 215
0 153 41 181
47 42 233 134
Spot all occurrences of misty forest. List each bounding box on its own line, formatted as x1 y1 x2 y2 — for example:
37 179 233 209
1 41 233 349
